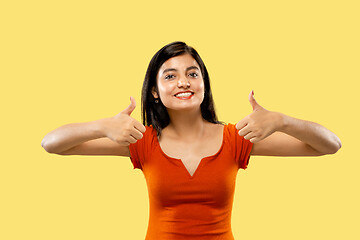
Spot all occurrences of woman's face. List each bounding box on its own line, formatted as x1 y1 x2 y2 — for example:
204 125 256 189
152 54 205 112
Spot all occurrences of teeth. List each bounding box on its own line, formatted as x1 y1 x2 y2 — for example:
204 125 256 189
175 92 192 97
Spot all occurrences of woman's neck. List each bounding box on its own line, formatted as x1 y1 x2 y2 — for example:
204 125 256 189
165 109 208 141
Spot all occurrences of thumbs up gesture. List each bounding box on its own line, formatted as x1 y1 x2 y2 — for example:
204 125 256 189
103 96 146 146
236 91 282 143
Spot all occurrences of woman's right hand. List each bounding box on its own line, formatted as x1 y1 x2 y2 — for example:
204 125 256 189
103 96 147 146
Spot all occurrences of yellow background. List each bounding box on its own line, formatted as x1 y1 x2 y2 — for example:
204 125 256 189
1 0 358 239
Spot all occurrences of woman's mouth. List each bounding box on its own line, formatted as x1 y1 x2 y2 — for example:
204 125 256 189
174 92 194 100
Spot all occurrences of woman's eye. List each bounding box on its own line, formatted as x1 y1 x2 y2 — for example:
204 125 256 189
165 74 175 80
189 72 198 77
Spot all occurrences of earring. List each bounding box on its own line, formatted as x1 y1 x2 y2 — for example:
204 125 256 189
155 98 159 103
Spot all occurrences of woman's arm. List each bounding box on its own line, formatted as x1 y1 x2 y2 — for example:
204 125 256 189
41 119 106 153
279 113 341 154
248 113 341 156
236 91 342 156
41 96 146 155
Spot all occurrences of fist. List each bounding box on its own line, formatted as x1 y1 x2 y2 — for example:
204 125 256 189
103 96 146 146
236 90 282 143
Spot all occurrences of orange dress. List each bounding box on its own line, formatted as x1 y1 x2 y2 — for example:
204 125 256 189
129 123 253 240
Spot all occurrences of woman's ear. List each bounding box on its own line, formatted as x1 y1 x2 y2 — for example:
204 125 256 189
151 86 159 98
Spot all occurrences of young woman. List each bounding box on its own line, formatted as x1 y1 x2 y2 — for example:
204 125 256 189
41 41 342 240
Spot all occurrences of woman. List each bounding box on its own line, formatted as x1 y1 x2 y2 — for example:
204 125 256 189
41 41 342 239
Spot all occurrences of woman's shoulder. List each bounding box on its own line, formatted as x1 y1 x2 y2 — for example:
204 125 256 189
144 125 157 136
220 122 240 138
143 125 160 143
145 125 154 131
131 125 157 150
207 122 233 132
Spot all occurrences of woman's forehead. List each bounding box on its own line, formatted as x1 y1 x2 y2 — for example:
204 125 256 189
160 54 199 71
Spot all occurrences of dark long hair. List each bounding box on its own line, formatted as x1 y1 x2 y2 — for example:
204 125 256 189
141 41 224 136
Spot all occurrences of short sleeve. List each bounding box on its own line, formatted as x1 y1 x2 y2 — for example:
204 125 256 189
128 126 155 171
227 123 254 170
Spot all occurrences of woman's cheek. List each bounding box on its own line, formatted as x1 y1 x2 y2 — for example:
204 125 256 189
196 81 205 96
158 82 175 102
158 83 169 95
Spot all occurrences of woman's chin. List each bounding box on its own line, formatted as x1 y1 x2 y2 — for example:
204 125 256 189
166 104 201 113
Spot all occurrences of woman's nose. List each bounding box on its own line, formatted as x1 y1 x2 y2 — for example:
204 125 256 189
177 77 190 88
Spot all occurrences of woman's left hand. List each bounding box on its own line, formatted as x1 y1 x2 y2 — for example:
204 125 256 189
236 91 283 143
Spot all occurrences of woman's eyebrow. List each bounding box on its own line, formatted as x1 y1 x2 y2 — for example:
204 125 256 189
162 66 199 74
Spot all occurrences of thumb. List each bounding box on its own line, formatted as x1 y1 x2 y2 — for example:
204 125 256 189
121 96 136 115
248 90 262 111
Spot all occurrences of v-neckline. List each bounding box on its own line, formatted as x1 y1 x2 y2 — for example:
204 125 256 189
154 124 226 179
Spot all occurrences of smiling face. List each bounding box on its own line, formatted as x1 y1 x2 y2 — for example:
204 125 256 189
152 54 205 112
